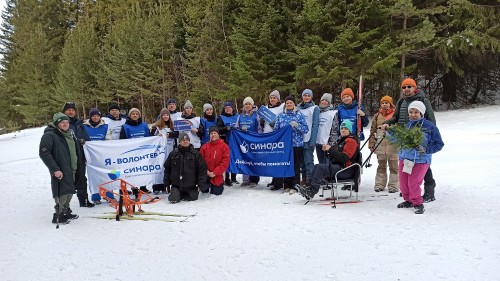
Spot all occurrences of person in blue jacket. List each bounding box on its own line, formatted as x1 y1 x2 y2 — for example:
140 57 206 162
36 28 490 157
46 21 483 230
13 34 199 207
273 95 309 194
394 101 444 214
120 108 150 139
83 108 112 204
236 97 261 187
298 89 319 186
337 88 369 141
119 107 152 193
217 101 240 186
200 103 218 146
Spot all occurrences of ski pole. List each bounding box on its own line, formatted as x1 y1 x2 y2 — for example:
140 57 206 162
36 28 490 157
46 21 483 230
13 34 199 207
360 129 376 150
362 133 386 168
56 177 61 229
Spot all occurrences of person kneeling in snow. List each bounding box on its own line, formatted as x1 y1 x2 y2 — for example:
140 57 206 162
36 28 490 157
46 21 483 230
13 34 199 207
164 132 207 203
39 113 81 224
297 120 359 200
200 126 230 195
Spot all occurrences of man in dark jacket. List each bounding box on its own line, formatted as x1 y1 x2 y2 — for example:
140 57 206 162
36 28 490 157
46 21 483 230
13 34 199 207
63 102 94 207
379 78 437 203
164 132 207 203
40 113 82 224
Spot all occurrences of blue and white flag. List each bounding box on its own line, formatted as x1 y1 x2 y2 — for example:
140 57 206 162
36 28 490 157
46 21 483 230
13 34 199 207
174 119 193 131
258 105 277 124
228 127 294 177
83 137 167 194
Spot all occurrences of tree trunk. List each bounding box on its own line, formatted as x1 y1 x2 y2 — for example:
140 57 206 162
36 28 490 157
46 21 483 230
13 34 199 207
441 71 457 104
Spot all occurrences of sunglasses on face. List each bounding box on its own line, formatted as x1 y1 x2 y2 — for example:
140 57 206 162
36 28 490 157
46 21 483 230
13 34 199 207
402 86 413 89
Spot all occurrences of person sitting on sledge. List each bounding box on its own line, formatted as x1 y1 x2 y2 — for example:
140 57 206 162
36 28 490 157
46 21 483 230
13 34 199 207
297 120 359 200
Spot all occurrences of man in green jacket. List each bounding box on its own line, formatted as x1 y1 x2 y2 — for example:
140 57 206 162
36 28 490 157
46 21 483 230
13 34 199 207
39 113 81 224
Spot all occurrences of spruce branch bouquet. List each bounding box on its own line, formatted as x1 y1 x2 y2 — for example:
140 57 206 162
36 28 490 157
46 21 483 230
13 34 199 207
388 124 424 151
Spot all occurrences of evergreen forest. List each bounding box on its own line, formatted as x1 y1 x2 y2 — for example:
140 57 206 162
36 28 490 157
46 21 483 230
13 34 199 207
0 0 498 130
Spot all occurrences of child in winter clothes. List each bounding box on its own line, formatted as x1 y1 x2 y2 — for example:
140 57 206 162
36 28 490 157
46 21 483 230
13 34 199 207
337 88 369 141
369 96 399 193
395 101 444 214
273 95 309 194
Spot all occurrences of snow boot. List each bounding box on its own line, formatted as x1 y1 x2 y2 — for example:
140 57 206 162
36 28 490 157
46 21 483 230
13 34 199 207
422 182 436 203
397 201 413 208
78 196 95 208
52 213 70 224
414 204 425 214
140 186 152 194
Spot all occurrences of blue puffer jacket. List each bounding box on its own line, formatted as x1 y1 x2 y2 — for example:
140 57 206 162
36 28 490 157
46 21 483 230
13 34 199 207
338 100 369 140
398 118 444 164
274 109 309 147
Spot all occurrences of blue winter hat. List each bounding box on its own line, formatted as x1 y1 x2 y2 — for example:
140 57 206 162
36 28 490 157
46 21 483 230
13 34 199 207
302 89 313 98
340 120 353 133
223 101 233 108
89 108 101 117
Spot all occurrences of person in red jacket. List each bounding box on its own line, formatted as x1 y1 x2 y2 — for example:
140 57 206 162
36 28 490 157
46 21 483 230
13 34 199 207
199 126 230 195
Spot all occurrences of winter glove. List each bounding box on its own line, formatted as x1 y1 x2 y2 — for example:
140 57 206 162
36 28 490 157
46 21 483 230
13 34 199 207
259 118 266 128
417 145 426 153
290 121 299 128
78 138 86 145
269 120 276 128
225 126 231 131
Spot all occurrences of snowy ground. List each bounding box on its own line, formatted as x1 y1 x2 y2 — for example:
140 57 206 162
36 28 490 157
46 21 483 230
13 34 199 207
1 106 499 281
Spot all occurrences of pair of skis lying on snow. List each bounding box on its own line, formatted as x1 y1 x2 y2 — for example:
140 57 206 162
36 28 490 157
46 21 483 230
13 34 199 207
93 211 197 222
302 194 396 207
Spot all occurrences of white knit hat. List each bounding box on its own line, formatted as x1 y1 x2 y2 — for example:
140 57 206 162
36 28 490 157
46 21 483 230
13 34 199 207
203 103 213 112
320 93 332 104
184 100 193 109
243 97 254 106
269 90 280 100
408 101 426 115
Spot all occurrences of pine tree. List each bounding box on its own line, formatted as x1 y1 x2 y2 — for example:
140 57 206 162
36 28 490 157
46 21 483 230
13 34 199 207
55 17 100 119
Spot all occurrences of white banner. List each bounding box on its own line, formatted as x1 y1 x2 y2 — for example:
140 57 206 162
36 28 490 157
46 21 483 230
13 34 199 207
83 137 167 194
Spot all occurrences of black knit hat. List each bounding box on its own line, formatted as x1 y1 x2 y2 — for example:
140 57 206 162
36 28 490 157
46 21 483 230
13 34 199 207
63 102 76 112
89 108 102 117
284 95 296 104
109 103 120 111
209 126 219 134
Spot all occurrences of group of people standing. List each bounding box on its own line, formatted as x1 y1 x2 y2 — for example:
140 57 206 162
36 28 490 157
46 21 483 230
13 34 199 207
39 77 444 225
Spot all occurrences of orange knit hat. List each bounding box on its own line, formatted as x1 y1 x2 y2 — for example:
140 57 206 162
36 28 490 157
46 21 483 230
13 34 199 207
340 88 354 99
401 78 417 88
380 95 394 107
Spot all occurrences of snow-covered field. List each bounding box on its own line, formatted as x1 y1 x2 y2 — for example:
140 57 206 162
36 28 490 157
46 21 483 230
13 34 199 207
1 106 499 281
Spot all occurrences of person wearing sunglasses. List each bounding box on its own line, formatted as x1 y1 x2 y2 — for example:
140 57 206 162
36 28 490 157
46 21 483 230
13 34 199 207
378 78 437 203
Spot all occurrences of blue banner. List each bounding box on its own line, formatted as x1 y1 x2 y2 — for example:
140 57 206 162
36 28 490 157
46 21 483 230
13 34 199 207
258 105 277 124
228 126 294 177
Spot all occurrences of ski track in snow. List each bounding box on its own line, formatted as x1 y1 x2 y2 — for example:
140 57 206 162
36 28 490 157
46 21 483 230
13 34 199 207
1 106 500 281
